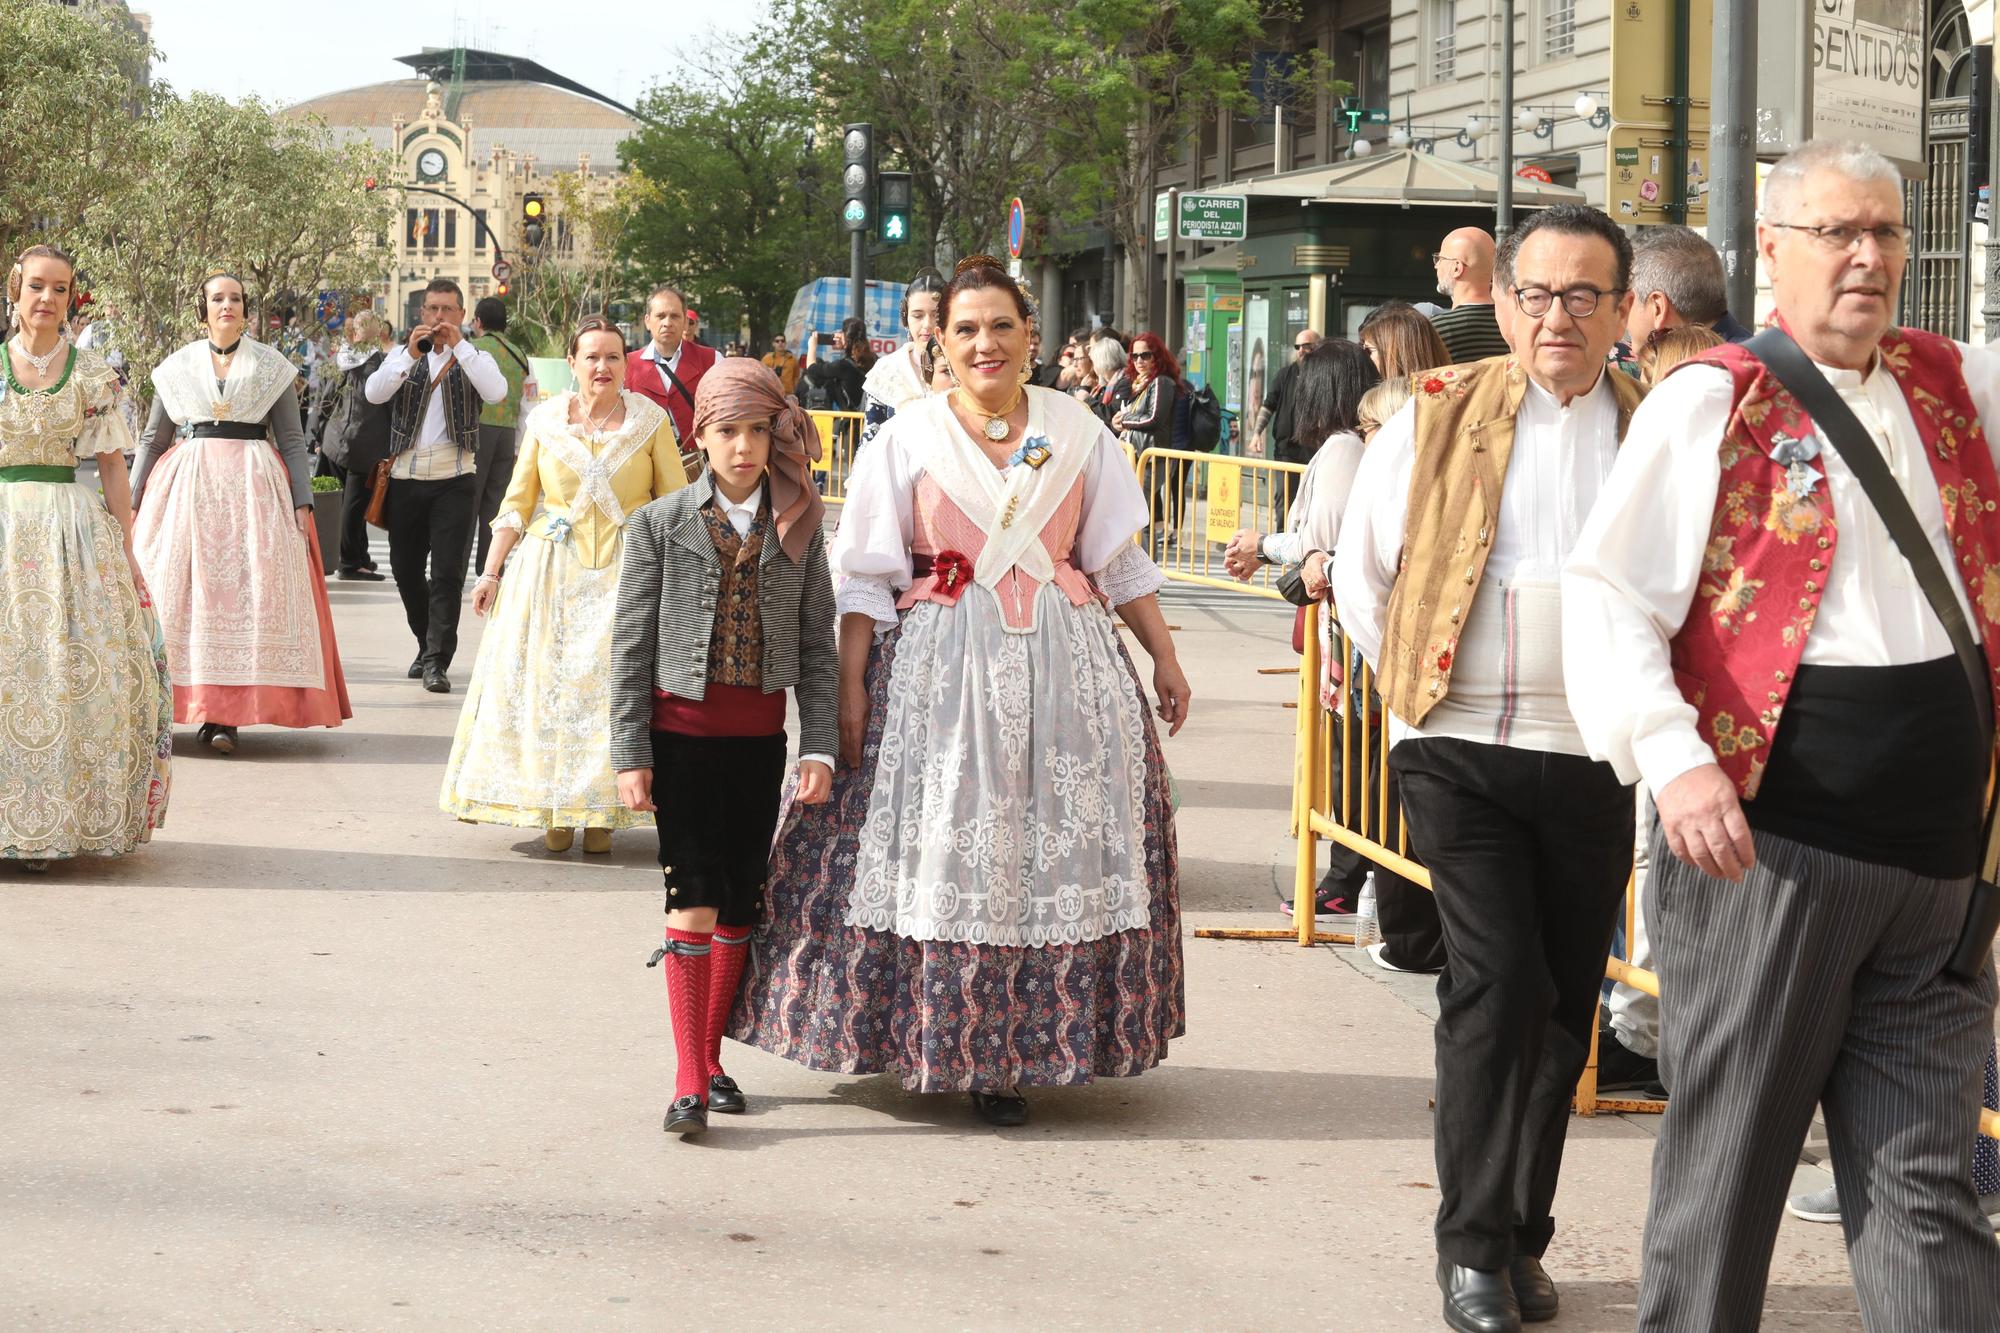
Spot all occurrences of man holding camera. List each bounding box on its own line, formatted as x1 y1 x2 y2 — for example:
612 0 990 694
365 278 507 694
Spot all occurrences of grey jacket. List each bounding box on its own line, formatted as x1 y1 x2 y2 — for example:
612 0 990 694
609 472 838 772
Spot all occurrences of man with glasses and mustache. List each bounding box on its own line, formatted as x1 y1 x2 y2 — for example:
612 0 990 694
1427 227 1511 364
1249 326 1322 462
1333 204 1645 1333
1566 138 2000 1329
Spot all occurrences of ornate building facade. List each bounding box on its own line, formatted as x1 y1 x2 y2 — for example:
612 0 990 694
287 49 637 329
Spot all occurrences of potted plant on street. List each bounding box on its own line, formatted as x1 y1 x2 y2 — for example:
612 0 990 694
309 473 343 576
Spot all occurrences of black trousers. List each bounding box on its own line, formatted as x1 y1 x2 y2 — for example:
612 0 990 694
337 465 375 572
1325 713 1445 968
653 730 787 930
1389 735 1633 1270
385 472 476 671
469 422 517 574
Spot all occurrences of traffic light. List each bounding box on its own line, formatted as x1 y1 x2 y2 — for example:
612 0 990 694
840 123 873 233
521 193 546 248
496 280 509 298
878 171 912 246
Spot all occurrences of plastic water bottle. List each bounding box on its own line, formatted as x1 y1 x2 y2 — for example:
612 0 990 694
1352 872 1381 954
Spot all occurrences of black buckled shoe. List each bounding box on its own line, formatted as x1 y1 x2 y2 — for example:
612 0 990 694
968 1090 1028 1127
662 1094 707 1137
1508 1256 1557 1323
1437 1260 1522 1333
707 1075 747 1114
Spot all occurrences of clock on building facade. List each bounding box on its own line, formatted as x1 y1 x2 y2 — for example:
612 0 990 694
416 147 447 182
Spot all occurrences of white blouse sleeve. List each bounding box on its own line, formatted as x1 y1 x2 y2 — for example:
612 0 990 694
828 414 920 626
1330 403 1418 671
1561 365 1734 792
75 352 136 460
1075 422 1152 575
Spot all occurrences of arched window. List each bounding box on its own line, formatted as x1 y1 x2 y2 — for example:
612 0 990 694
1932 0 1972 102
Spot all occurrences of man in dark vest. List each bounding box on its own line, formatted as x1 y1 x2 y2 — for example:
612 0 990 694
365 278 507 693
1566 138 2000 1328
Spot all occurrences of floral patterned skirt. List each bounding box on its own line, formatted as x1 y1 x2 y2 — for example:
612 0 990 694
0 478 171 858
439 533 652 831
730 621 1184 1092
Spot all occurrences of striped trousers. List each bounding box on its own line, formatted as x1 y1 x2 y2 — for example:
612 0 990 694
1638 828 2000 1331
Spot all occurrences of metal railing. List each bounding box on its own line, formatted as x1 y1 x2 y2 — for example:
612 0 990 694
1278 601 2000 1131
807 410 866 505
1134 447 1306 599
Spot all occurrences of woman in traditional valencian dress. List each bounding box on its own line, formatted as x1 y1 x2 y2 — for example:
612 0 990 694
0 245 171 869
132 272 352 755
441 316 688 854
857 266 947 448
734 257 1193 1126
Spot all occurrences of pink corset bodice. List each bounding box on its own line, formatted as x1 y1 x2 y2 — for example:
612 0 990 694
897 473 1098 629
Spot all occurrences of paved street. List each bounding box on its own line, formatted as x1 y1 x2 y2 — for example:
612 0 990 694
2 577 1863 1330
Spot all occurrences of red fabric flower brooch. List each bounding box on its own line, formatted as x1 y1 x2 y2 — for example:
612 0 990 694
931 549 974 605
1422 376 1446 395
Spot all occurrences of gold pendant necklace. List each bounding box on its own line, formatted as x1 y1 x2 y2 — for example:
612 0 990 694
958 385 1023 442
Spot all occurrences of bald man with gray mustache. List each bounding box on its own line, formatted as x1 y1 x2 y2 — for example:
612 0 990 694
1428 227 1511 364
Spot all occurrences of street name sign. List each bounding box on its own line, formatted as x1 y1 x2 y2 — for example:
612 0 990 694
1178 193 1248 242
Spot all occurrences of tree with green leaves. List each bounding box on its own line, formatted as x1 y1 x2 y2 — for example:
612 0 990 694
1034 0 1295 331
764 0 1064 268
617 40 848 348
75 94 396 401
0 0 152 263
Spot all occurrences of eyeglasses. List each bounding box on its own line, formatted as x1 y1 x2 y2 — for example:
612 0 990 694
1511 285 1625 318
1766 221 1913 256
1293 341 1315 351
1131 351 1156 361
1431 252 1464 268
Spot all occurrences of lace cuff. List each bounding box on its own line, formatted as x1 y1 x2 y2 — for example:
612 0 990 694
490 510 526 535
836 572 901 626
1095 542 1166 606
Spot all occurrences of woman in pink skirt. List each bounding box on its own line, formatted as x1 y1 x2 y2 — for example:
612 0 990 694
131 271 351 753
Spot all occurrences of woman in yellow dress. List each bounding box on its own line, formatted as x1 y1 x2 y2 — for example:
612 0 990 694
0 244 171 867
440 315 687 852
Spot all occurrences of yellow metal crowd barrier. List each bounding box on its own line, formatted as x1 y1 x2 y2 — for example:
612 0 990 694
1282 601 2000 1133
807 410 866 504
1134 448 1306 598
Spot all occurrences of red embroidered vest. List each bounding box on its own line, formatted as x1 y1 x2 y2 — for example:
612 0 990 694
1669 329 2000 798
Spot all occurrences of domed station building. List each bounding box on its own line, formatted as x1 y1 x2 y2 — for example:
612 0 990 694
288 47 639 327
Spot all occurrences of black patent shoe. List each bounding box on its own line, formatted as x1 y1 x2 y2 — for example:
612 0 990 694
1438 1260 1522 1333
407 656 427 679
662 1094 707 1136
968 1090 1029 1127
422 667 451 694
1508 1256 1557 1323
707 1075 747 1114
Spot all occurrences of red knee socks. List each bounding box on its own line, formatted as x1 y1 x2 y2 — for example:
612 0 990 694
662 927 712 1103
707 927 753 1078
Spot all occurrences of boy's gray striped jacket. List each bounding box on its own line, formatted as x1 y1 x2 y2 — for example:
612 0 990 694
609 472 838 772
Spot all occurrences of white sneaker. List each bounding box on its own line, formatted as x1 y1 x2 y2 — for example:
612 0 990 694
1786 1185 1839 1223
1366 941 1415 973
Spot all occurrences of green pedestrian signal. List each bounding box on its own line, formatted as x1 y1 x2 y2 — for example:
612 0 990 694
877 171 913 247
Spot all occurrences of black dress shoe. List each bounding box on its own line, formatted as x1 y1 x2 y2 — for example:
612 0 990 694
708 1075 747 1114
407 656 426 679
1437 1260 1522 1333
422 667 450 694
337 567 386 581
1509 1256 1558 1323
662 1094 707 1136
968 1090 1028 1127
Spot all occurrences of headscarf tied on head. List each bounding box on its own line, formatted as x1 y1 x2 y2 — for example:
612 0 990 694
689 357 825 562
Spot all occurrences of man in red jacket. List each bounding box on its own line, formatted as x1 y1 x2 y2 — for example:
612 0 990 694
624 283 715 443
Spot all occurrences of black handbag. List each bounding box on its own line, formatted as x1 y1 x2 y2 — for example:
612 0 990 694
1747 328 2000 980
